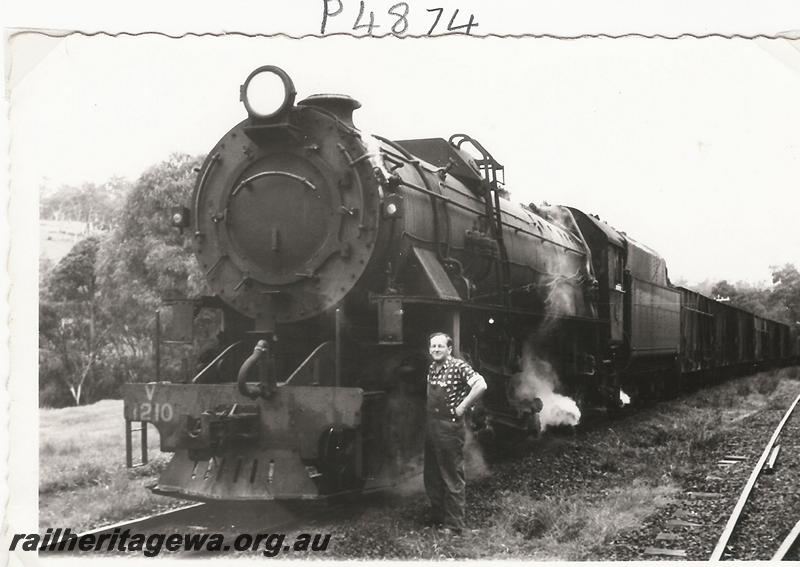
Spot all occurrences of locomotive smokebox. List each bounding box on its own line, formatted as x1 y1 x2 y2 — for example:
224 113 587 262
191 67 384 325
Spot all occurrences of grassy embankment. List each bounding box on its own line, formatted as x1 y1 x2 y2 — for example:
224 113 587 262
320 366 800 560
39 400 184 532
480 367 800 560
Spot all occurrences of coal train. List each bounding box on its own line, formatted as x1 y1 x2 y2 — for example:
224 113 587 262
123 65 797 501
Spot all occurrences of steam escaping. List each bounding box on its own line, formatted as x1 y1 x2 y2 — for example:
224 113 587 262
383 381 426 478
464 427 489 480
364 134 393 183
538 391 581 431
619 389 631 407
538 238 579 318
389 424 489 497
511 343 582 432
543 274 577 317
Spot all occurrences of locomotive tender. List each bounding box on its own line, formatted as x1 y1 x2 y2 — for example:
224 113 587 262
123 66 795 501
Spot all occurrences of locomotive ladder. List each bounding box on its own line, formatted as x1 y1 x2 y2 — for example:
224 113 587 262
449 134 511 307
125 419 149 468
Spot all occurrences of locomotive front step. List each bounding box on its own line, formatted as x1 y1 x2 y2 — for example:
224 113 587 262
152 449 322 500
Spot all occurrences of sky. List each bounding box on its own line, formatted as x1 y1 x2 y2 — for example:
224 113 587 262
8 34 800 286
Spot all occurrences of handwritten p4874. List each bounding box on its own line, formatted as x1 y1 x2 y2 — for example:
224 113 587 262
321 0 479 36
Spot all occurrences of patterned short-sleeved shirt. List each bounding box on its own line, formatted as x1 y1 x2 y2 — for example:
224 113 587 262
427 356 479 419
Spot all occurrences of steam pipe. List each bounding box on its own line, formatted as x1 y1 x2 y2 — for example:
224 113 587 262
237 340 270 398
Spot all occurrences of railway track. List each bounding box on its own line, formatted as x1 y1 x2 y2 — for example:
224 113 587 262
43 500 319 557
773 520 800 561
46 491 390 557
710 392 800 561
75 503 208 539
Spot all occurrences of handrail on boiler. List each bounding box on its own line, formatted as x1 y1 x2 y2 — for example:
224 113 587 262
191 341 245 384
280 341 336 386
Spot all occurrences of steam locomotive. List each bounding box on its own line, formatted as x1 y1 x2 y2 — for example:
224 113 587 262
122 66 796 501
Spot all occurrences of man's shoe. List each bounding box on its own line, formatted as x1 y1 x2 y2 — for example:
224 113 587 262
421 509 443 527
422 516 443 528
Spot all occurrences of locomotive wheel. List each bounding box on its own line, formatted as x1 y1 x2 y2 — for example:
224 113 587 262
603 377 627 418
605 391 626 418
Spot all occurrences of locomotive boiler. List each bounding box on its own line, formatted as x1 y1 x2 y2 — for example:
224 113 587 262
122 66 795 502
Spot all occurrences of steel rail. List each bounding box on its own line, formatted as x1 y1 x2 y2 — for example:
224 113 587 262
709 391 800 561
772 519 800 561
74 503 207 539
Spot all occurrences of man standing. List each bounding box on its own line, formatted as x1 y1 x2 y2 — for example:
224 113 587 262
424 332 487 535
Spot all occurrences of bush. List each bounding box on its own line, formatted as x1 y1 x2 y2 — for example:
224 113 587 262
687 387 737 409
683 414 725 450
753 373 780 396
39 350 75 408
736 381 752 397
39 378 73 408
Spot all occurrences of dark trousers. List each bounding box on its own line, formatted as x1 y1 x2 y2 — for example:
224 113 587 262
424 417 466 530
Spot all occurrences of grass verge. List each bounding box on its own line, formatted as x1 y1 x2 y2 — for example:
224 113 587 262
40 399 184 531
325 368 800 559
485 481 679 560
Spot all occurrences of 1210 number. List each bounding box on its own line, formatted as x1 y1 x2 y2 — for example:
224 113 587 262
133 402 174 422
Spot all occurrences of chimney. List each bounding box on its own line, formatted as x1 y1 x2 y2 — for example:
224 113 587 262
297 94 361 128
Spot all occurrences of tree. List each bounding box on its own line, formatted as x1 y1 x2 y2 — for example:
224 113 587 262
771 264 800 325
40 236 108 405
40 177 132 229
39 154 213 405
95 153 208 383
711 280 738 302
706 266 800 326
670 275 689 288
